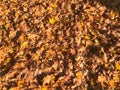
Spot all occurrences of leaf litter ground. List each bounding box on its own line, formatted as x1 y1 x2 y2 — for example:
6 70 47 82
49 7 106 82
0 0 120 90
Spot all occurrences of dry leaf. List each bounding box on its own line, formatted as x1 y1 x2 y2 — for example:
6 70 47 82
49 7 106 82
9 30 16 39
22 41 28 48
49 18 55 24
43 75 52 85
47 7 52 11
52 4 57 8
76 72 82 79
104 64 108 68
13 0 17 2
9 87 19 90
115 63 120 70
110 10 116 19
6 57 11 63
70 48 76 55
20 21 29 32
90 79 94 86
109 80 115 87
85 34 91 40
113 75 119 82
98 75 106 83
17 80 23 86
41 87 47 90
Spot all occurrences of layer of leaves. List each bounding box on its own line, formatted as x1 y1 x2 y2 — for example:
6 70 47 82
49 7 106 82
0 0 120 90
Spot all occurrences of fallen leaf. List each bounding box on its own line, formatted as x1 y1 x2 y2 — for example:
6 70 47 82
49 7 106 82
76 72 82 79
98 75 106 83
41 87 47 90
52 4 57 8
5 24 9 29
49 18 55 24
70 48 76 55
43 75 52 85
90 79 94 86
13 0 17 2
115 63 120 70
17 80 23 86
22 41 28 48
9 87 19 90
6 57 11 63
110 10 116 19
113 75 119 82
104 63 108 68
85 34 91 40
109 80 115 87
47 7 52 11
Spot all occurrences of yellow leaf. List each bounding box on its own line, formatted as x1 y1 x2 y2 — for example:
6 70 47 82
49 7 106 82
110 10 115 19
6 57 11 63
5 24 9 29
51 75 55 81
22 41 28 48
85 34 91 40
47 7 52 11
17 80 23 86
115 63 120 70
41 45 45 51
49 18 55 24
52 4 57 8
13 0 17 2
81 21 84 27
76 72 82 79
109 80 115 87
113 76 119 82
41 87 47 90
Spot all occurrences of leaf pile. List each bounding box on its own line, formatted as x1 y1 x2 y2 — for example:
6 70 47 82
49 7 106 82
0 0 120 90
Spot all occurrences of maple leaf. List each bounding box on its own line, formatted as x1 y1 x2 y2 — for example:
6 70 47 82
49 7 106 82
49 18 55 24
